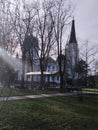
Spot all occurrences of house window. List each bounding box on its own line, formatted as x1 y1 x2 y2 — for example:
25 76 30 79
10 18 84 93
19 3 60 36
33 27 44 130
48 65 50 69
57 76 59 81
52 66 55 70
27 75 30 79
48 65 51 71
52 76 54 81
48 65 50 68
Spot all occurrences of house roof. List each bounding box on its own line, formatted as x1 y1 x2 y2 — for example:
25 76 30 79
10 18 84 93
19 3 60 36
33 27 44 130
47 57 56 64
25 71 68 76
25 71 52 76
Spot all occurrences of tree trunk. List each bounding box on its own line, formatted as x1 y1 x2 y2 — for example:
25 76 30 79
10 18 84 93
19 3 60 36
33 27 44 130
39 59 45 90
59 56 64 92
21 54 26 88
60 71 64 92
40 71 44 90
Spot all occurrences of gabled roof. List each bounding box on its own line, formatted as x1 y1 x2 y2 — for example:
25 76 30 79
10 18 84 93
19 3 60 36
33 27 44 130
47 57 56 64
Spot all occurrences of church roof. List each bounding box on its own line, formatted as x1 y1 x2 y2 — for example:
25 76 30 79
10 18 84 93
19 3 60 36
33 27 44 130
69 19 77 43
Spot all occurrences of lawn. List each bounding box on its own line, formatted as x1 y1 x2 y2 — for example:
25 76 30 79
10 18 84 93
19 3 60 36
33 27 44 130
0 94 98 130
2 87 98 97
83 88 98 92
0 87 59 97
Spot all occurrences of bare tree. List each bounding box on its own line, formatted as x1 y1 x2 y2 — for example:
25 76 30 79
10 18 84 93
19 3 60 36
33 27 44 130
80 40 98 87
2 0 72 90
34 0 55 89
47 0 72 91
0 0 18 55
8 0 37 88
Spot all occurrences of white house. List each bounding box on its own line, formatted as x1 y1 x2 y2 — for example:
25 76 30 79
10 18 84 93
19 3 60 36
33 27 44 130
45 57 60 83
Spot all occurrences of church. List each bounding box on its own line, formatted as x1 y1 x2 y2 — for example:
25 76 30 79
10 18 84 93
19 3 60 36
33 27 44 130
45 19 79 83
65 19 79 80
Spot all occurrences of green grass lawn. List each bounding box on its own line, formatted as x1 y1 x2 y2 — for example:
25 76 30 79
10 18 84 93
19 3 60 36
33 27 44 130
0 87 59 97
1 87 98 97
83 88 98 92
0 94 98 130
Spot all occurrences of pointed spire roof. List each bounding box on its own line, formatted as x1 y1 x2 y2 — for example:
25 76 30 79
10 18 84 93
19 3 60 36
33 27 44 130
69 19 77 43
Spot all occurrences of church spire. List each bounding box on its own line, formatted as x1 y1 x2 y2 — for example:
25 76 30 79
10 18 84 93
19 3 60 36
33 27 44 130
69 19 77 43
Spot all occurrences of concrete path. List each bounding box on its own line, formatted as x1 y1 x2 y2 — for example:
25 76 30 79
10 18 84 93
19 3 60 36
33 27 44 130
0 92 77 102
83 91 98 95
0 91 98 102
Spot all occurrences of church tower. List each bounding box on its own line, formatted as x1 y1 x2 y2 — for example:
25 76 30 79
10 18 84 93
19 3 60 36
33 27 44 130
66 19 79 78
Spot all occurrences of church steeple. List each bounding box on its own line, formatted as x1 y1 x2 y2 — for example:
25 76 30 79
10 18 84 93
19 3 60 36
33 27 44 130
69 19 77 43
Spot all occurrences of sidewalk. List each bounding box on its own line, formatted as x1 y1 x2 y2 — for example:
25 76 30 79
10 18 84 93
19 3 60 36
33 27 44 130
0 92 76 102
0 91 98 102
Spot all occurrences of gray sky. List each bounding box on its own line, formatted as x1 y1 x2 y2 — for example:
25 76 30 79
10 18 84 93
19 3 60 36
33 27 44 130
73 0 98 43
25 0 97 43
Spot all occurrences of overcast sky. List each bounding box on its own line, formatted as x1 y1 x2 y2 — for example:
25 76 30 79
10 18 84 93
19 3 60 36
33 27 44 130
73 0 98 43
